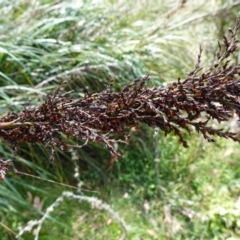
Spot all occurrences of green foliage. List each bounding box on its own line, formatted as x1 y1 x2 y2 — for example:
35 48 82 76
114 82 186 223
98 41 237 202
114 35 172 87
1 0 240 239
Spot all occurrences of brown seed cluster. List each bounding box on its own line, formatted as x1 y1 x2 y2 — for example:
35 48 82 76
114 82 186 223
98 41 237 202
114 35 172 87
0 18 240 180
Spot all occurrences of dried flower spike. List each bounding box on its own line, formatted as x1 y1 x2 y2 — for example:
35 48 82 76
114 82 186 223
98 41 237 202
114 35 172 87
0 18 240 179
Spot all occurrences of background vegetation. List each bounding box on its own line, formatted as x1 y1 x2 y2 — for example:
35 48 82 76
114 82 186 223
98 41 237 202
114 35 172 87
0 0 240 239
